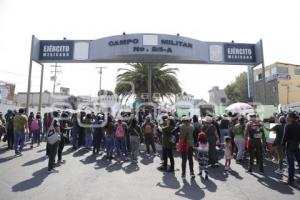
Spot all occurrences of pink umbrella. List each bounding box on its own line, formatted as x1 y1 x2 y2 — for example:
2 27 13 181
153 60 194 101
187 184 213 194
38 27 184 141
225 102 254 114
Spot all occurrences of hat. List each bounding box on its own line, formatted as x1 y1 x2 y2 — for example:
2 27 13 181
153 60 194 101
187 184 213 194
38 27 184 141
224 136 232 142
181 116 190 121
279 116 286 124
116 116 123 121
203 116 213 123
247 113 257 121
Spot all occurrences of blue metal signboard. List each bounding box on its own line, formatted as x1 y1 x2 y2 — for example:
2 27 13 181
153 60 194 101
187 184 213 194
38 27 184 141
224 43 256 63
39 40 74 60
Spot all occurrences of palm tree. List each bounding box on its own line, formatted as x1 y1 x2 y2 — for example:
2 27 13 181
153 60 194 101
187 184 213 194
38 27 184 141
115 63 182 102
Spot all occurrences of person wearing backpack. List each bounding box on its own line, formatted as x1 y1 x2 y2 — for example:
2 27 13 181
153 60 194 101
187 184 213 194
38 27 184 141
142 117 156 155
115 116 128 160
202 116 220 167
30 114 42 148
104 115 115 160
158 117 176 172
5 110 14 150
92 114 103 155
178 116 195 179
128 118 142 163
192 115 201 147
84 114 93 150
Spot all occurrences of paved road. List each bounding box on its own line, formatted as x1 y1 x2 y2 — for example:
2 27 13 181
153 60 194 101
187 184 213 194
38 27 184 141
0 141 299 200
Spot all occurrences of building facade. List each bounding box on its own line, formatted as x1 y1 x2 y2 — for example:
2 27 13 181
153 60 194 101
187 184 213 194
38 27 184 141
208 86 228 105
254 62 300 105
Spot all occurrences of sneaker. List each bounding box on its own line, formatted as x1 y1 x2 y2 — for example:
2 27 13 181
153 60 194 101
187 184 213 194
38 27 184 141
190 173 195 179
283 180 295 186
166 167 175 172
274 169 284 174
16 152 23 156
158 166 167 171
132 160 138 164
125 157 131 161
48 169 59 173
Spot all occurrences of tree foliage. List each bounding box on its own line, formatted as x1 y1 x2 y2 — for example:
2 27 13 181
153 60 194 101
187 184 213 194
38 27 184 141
115 63 182 102
224 72 251 104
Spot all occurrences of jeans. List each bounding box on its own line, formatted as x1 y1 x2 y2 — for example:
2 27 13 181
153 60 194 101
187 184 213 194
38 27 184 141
48 142 58 171
220 129 229 144
7 129 14 149
162 148 175 169
126 134 131 152
31 130 41 146
145 134 156 154
72 128 78 148
115 137 127 157
286 149 300 182
106 134 115 158
276 144 284 170
208 140 218 165
130 136 140 161
234 137 244 161
57 138 65 162
181 149 194 175
248 138 264 171
14 131 25 154
85 133 93 148
93 132 101 154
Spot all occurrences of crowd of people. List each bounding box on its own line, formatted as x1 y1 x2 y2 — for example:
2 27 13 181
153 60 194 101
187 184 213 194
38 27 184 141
0 108 299 186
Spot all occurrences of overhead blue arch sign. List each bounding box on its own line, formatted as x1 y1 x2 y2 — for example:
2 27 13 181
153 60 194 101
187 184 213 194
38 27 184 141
31 33 263 66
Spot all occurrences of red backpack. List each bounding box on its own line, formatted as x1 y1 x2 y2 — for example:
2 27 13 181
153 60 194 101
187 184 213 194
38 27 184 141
115 124 125 137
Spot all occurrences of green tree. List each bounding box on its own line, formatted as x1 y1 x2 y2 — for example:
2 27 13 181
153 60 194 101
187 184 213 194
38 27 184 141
98 89 114 96
224 72 251 104
115 63 182 102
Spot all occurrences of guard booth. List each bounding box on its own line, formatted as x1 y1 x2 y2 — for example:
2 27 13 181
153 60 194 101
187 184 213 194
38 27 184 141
26 33 265 113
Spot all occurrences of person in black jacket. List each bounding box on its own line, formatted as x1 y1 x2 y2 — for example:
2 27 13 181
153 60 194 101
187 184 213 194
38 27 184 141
282 112 300 186
5 110 14 149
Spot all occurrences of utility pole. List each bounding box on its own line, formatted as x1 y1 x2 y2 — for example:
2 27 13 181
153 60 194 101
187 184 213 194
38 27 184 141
147 63 152 102
50 63 62 94
96 67 107 95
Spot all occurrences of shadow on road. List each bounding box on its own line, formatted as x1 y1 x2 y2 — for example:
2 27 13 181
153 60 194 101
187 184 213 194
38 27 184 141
80 154 97 165
37 148 46 153
140 154 155 165
0 155 17 164
122 163 140 174
239 157 297 193
22 156 47 167
157 172 180 190
73 148 90 157
106 161 123 172
62 146 75 156
12 167 49 192
94 156 110 170
175 178 205 199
